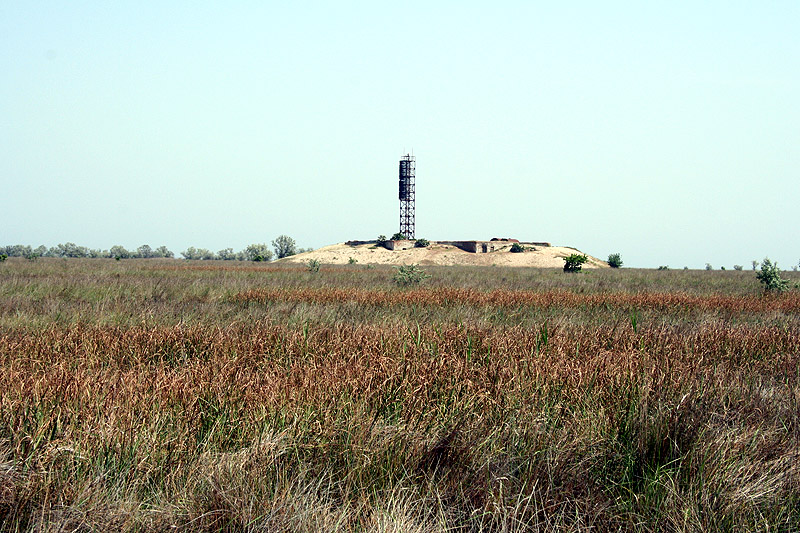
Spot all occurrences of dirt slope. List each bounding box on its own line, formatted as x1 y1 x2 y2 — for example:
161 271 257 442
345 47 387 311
281 242 608 268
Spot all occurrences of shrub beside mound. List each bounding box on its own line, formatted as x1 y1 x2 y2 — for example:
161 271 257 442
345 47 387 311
414 238 430 248
607 253 623 268
563 253 588 273
510 243 525 253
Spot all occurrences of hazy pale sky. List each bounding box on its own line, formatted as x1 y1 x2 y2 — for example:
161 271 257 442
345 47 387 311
2 2 798 268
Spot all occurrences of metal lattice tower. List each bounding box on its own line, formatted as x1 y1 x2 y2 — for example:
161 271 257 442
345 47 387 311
398 154 415 239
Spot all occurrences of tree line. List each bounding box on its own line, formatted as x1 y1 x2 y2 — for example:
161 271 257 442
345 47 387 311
0 235 306 262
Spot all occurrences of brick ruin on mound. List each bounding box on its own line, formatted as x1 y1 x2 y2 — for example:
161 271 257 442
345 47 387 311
345 238 551 253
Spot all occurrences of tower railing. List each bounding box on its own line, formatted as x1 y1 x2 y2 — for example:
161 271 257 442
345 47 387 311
398 154 415 239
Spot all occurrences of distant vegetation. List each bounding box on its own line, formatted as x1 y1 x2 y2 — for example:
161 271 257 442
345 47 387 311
1 237 308 262
0 243 175 260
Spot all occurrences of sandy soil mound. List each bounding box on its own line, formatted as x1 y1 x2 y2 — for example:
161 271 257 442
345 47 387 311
281 242 608 268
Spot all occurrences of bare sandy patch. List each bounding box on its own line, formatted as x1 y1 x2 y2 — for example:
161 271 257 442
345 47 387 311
280 242 607 269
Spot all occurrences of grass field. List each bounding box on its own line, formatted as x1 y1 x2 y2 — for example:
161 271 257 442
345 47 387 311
1 258 798 531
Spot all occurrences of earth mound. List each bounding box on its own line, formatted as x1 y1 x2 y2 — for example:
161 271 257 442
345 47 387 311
280 241 607 268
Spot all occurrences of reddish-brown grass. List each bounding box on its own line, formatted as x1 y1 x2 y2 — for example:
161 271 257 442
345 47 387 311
234 286 800 313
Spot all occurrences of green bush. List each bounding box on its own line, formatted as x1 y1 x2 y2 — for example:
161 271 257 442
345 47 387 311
733 265 743 271
376 235 388 245
393 264 429 286
0 254 7 262
414 238 430 248
306 259 320 273
756 258 789 293
510 243 525 253
658 265 669 271
348 257 358 265
705 263 713 271
391 232 406 241
607 253 623 268
562 253 588 273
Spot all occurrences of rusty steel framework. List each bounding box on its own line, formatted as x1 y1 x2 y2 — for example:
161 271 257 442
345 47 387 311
398 154 415 239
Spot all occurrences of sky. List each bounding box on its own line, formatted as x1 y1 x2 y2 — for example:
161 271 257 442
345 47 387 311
2 2 798 268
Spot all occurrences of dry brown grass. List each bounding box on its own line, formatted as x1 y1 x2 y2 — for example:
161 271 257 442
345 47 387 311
0 259 798 531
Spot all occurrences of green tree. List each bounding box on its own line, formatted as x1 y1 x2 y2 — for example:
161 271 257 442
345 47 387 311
217 248 237 260
180 247 214 260
181 247 199 260
272 235 297 259
136 244 153 258
155 246 174 258
110 245 131 259
607 253 623 268
245 243 273 262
